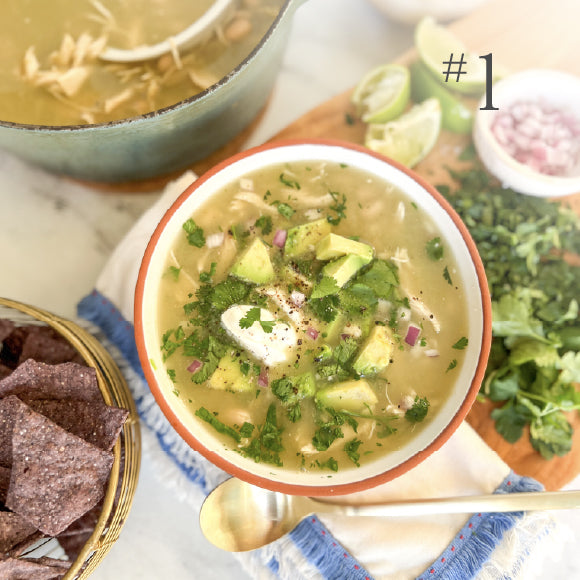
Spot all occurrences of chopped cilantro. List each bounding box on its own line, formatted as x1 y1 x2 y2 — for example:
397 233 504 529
239 307 276 333
446 359 458 372
279 173 301 189
308 294 340 323
310 276 340 299
240 404 284 466
167 265 181 280
443 266 453 285
344 438 363 466
327 190 347 225
316 457 339 471
405 396 430 423
182 218 205 248
452 337 469 350
195 407 241 442
255 215 273 235
426 237 444 260
239 422 255 438
199 262 217 283
276 202 295 219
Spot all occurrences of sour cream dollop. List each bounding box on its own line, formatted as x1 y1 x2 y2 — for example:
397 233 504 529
220 305 297 367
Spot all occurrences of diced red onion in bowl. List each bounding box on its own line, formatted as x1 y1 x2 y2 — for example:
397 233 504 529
272 229 287 248
187 359 202 373
490 99 580 177
404 324 421 346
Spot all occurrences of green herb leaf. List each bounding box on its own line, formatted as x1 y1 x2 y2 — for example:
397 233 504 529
426 237 444 260
195 407 241 442
279 173 301 189
344 438 363 466
240 403 284 466
255 215 273 235
327 191 347 225
405 396 430 423
277 203 295 219
239 307 276 333
452 337 469 350
182 218 205 248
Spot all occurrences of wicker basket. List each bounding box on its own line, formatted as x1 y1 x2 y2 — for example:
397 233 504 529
0 297 141 578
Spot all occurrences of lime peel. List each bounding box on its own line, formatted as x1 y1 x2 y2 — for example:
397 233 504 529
415 16 492 96
351 63 411 123
364 97 442 168
410 60 474 134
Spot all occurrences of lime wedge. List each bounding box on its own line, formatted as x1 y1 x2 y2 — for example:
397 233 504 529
415 16 489 96
410 60 473 134
364 97 441 168
351 63 410 123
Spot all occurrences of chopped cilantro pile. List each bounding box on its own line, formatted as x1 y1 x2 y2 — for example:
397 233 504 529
440 162 580 459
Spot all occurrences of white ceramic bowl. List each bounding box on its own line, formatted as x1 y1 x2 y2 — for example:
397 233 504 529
473 68 580 198
367 0 489 24
134 139 492 496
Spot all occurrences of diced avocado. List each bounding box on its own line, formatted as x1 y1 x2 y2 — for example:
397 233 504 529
315 379 378 412
316 233 374 262
321 254 369 288
208 355 254 392
284 218 332 258
230 238 274 284
352 325 394 376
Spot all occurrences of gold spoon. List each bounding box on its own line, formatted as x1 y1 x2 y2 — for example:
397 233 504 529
200 476 580 552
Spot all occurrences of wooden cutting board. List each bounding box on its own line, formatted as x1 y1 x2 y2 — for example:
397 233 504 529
213 0 580 491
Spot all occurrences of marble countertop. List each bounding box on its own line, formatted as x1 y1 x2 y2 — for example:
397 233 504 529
0 0 578 578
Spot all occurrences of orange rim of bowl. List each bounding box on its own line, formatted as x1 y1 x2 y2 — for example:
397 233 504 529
134 138 492 496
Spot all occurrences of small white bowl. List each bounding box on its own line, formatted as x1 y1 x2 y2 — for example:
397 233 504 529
367 0 489 24
473 68 580 198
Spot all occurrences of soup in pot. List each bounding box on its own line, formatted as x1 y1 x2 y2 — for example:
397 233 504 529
0 0 283 125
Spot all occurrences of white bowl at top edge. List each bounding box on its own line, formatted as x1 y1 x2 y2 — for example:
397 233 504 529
134 139 492 497
473 68 580 198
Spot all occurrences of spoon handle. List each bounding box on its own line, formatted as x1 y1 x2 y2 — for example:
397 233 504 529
313 490 580 517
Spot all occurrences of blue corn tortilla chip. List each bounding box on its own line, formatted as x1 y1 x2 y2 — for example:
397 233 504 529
25 399 128 452
0 360 102 404
0 324 84 370
0 511 38 554
0 556 70 579
0 320 14 343
0 396 20 468
5 397 114 537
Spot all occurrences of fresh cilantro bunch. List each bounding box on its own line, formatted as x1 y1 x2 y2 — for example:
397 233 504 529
440 163 580 459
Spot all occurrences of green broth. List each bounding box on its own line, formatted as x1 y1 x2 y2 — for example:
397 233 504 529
0 0 283 125
157 161 470 473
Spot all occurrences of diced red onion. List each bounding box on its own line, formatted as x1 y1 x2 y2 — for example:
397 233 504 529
257 368 269 388
187 359 202 373
272 229 287 248
404 324 421 347
490 99 580 177
306 327 319 340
